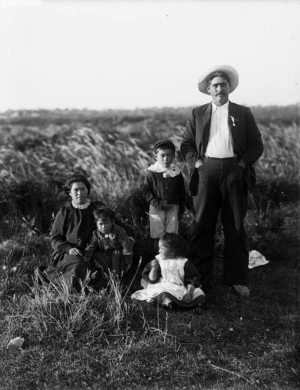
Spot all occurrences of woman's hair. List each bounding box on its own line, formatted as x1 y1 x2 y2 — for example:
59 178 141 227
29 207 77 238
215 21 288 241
64 173 91 195
93 207 115 222
159 233 182 254
206 71 230 87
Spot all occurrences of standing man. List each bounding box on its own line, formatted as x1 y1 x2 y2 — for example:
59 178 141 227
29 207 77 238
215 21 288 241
180 65 263 298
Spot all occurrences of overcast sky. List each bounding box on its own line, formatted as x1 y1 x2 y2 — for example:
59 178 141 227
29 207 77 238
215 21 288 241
0 0 299 111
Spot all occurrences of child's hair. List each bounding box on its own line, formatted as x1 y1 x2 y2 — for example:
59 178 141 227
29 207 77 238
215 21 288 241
93 207 115 222
159 233 182 255
153 139 176 154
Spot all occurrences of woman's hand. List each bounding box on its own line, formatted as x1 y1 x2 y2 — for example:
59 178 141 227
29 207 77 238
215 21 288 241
68 248 83 257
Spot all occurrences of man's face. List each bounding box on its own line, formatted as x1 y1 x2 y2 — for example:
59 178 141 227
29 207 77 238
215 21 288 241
207 76 230 106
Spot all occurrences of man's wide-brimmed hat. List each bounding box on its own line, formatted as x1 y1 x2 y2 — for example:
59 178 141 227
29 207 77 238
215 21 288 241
198 65 239 94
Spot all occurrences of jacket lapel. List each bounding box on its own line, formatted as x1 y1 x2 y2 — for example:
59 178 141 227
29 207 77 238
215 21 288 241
228 102 237 128
228 102 242 153
197 103 211 157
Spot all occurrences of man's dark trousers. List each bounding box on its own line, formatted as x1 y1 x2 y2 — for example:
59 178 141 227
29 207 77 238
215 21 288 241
190 156 249 288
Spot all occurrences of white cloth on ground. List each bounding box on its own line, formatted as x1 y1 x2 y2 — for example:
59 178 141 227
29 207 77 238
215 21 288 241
248 250 269 269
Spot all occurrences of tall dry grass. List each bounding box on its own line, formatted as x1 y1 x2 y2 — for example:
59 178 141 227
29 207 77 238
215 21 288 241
2 271 141 346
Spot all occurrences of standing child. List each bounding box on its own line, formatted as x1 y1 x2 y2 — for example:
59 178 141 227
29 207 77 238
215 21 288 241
144 139 186 246
131 233 205 309
84 207 134 280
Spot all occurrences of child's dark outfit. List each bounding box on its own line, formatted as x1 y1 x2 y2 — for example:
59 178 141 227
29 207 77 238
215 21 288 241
84 223 134 279
144 162 186 238
131 254 205 308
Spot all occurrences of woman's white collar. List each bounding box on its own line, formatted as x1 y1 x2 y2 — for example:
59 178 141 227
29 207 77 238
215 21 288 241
72 199 91 209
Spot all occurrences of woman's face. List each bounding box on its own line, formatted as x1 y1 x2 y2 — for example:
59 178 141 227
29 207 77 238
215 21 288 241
69 181 89 205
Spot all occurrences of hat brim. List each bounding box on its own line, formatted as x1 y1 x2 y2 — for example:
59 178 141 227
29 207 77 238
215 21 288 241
153 139 175 153
198 65 239 94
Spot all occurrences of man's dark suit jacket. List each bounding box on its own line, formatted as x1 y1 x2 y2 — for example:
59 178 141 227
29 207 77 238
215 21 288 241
181 101 264 192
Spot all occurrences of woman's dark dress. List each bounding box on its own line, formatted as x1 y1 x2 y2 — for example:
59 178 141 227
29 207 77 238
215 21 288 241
43 201 105 292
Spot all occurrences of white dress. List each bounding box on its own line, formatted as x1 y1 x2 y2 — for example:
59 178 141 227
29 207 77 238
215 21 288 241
131 255 205 306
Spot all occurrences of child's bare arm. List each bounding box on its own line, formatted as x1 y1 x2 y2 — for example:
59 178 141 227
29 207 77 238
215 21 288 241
149 259 159 281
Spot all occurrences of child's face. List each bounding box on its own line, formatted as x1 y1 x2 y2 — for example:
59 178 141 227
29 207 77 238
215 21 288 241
96 217 113 235
158 241 175 260
155 148 175 169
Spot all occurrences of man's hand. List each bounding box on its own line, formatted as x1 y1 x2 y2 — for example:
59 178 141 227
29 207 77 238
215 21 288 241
195 159 203 169
238 159 246 168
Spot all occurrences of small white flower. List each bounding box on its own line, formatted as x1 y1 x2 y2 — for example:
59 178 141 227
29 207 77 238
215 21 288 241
230 115 236 127
3 265 7 270
11 267 17 272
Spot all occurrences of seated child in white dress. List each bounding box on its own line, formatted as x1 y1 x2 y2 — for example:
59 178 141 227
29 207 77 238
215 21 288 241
131 233 205 309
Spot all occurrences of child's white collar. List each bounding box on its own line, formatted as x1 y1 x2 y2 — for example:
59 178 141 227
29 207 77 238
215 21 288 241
147 161 181 177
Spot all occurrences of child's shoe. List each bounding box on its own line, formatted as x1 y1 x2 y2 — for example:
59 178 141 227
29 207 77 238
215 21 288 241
232 284 250 298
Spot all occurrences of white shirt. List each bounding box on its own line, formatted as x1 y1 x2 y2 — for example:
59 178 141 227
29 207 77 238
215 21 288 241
205 101 234 158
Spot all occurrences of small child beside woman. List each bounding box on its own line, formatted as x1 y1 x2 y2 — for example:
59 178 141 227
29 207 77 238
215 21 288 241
84 207 134 282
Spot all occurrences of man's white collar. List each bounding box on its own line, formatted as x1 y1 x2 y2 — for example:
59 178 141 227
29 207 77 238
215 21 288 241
212 101 229 112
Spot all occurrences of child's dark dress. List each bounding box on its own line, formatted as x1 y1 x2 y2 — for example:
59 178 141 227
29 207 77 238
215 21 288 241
84 223 134 279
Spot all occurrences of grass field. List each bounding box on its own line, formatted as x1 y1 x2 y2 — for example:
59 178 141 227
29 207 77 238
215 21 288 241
0 105 299 389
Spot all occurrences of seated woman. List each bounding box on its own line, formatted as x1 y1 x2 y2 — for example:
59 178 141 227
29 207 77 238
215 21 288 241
131 233 205 309
84 207 134 281
41 173 105 292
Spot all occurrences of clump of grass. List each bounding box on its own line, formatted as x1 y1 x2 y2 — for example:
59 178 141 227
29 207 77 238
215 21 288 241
245 201 300 262
1 271 144 349
0 226 51 296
